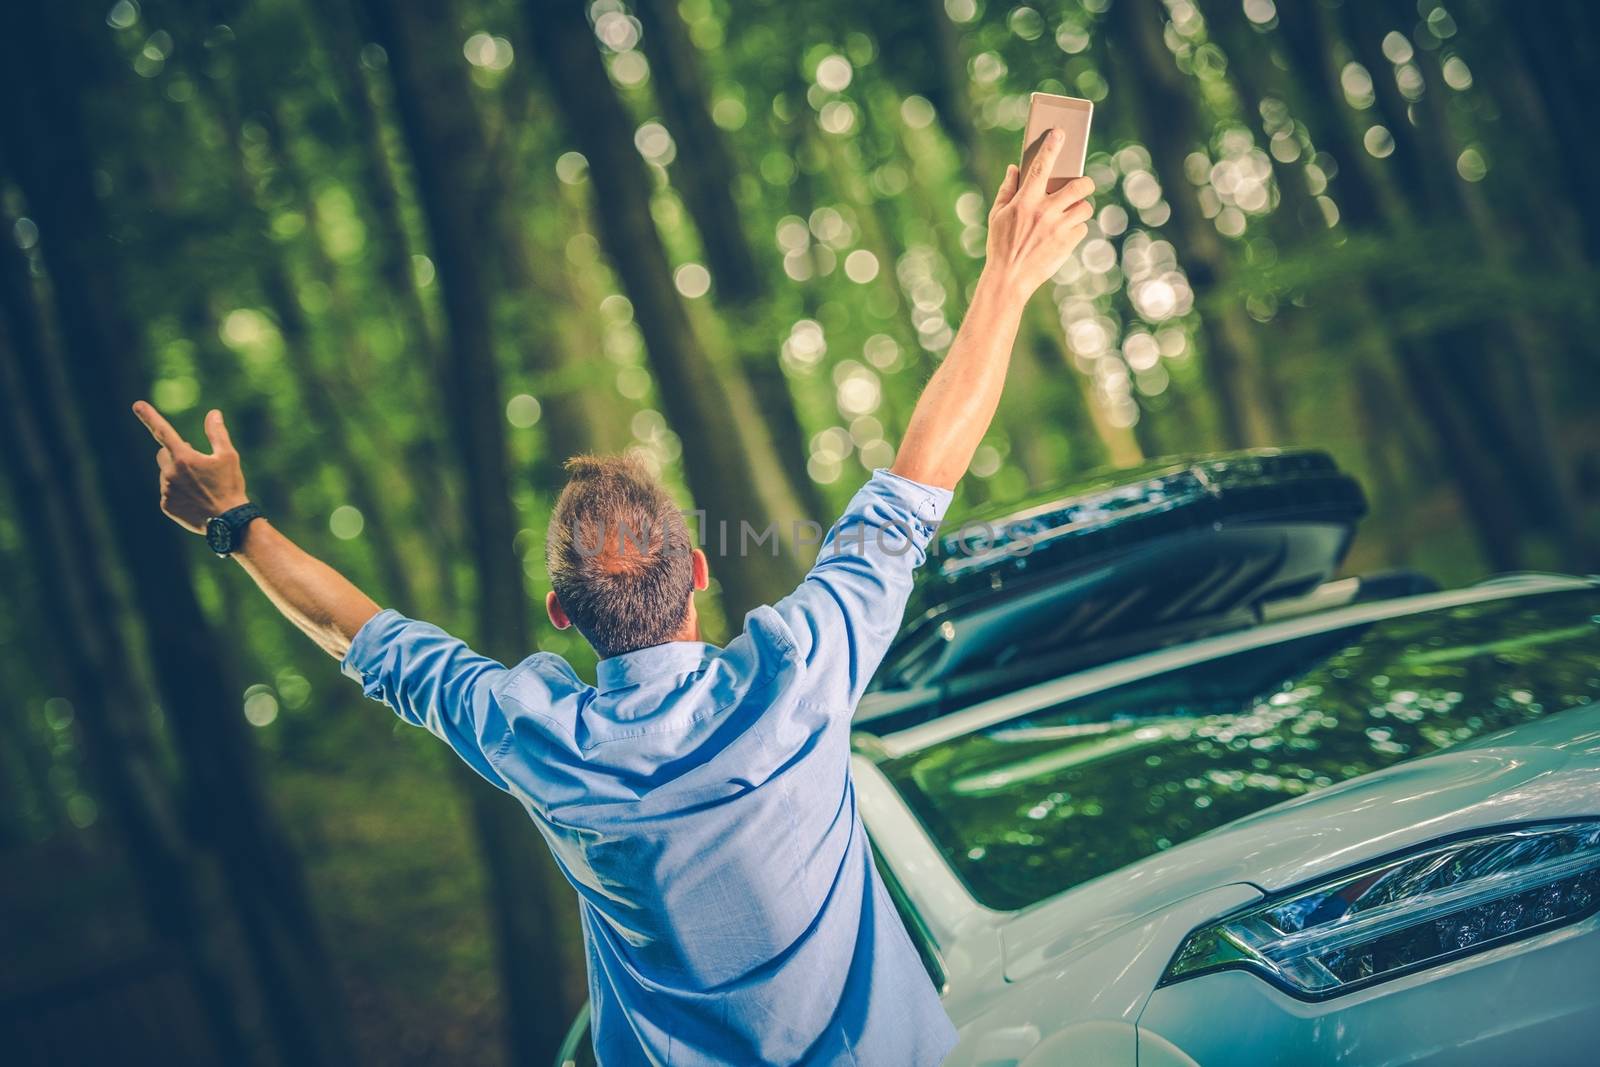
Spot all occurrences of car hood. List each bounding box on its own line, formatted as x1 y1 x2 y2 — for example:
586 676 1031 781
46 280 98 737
1200 698 1600 890
998 701 1600 976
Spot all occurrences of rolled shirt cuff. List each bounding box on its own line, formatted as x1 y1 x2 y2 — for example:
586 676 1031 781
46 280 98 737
340 607 410 695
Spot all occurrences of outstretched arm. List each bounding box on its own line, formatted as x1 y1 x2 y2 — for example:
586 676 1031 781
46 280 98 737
891 128 1094 490
773 136 1094 707
132 401 380 658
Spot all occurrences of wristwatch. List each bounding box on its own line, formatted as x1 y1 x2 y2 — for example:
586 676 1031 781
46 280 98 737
205 502 263 557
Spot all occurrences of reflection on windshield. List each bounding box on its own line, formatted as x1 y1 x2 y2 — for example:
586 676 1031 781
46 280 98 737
877 591 1600 911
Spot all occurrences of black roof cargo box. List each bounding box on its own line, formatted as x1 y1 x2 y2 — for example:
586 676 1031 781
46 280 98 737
874 449 1367 694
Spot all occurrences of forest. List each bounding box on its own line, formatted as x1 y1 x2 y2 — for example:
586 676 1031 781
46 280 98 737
1 0 1596 1064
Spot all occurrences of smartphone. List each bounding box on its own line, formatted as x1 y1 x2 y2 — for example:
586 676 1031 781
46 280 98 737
1021 92 1093 193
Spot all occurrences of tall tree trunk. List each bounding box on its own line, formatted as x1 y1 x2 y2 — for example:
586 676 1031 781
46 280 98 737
1452 0 1600 279
0 219 250 1066
464 68 632 461
357 0 587 1058
314 0 443 370
633 0 825 515
193 67 428 609
1107 0 1284 449
863 0 996 185
1404 36 1591 566
257 106 463 605
1267 1 1529 570
1490 0 1600 263
746 10 931 467
294 41 613 1028
1196 0 1434 508
633 0 762 301
1328 2 1544 562
311 5 613 1031
299 8 474 574
525 0 810 617
0 682 58 845
0 7 356 1065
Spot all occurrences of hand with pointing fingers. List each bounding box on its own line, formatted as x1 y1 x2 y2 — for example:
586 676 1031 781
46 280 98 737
132 401 249 535
984 127 1096 301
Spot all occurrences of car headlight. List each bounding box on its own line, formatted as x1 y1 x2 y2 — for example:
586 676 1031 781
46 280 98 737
1159 820 1600 999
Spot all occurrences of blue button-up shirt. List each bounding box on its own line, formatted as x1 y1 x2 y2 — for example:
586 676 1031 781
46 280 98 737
342 470 958 1066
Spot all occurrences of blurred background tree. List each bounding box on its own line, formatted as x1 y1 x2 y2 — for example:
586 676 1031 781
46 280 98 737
0 0 1595 1063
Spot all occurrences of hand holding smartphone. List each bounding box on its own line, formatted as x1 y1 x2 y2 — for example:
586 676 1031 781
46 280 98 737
1021 92 1093 194
981 93 1097 301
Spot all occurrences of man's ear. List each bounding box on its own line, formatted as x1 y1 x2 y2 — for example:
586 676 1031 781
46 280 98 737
545 590 572 630
691 548 710 592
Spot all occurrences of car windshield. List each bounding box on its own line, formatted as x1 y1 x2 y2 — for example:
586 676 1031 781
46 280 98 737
876 588 1600 912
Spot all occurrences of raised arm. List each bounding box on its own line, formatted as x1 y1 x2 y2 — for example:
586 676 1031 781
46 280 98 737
891 129 1094 490
772 138 1093 707
132 401 380 658
134 401 528 786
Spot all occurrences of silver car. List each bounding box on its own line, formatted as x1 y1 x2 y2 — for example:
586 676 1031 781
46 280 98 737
560 452 1600 1065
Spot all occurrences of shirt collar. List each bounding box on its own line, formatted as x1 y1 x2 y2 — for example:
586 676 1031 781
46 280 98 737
595 641 717 693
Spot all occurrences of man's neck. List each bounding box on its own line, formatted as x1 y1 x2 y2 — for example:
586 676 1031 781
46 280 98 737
668 601 701 644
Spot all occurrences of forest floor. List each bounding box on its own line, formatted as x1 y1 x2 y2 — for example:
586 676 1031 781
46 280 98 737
274 708 510 1066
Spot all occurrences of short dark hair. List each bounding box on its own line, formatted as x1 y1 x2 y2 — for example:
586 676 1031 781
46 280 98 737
545 454 695 658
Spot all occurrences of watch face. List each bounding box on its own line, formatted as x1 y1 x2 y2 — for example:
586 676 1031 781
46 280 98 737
205 516 232 555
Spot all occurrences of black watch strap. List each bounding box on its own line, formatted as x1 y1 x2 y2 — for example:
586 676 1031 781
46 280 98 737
208 502 263 556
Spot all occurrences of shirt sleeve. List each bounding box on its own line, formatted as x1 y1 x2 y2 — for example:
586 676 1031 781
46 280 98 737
341 609 513 789
770 469 952 710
